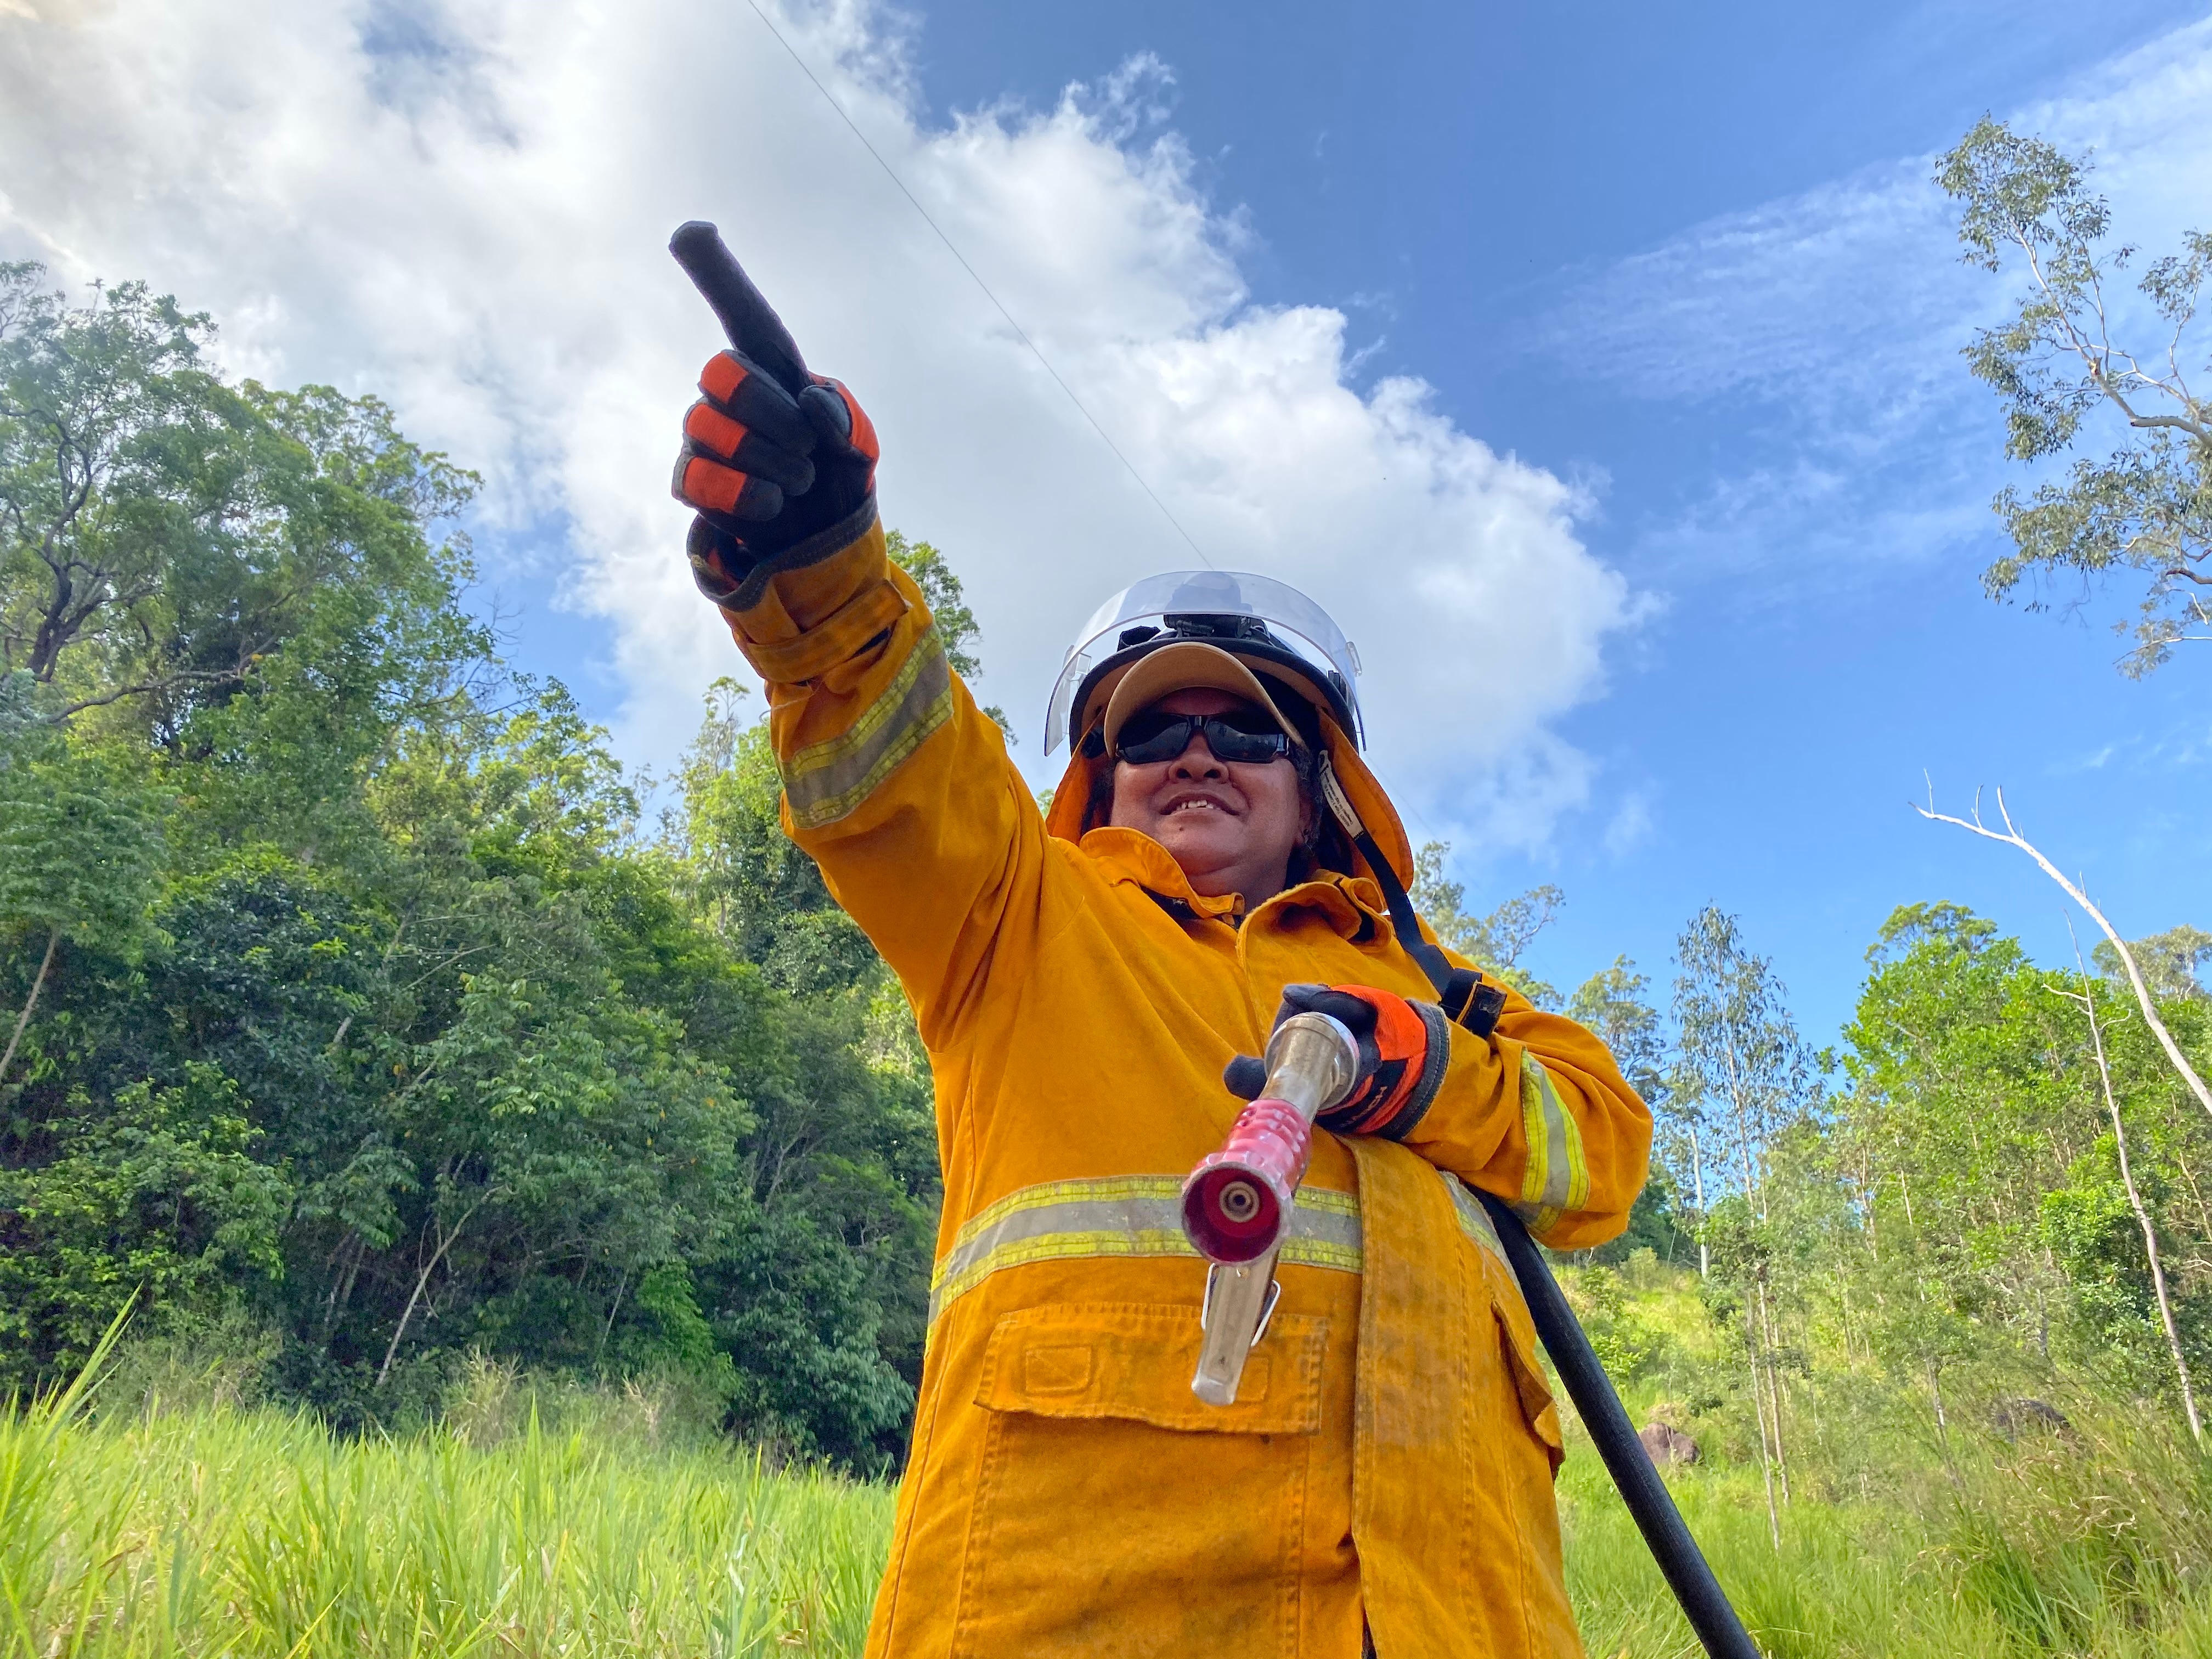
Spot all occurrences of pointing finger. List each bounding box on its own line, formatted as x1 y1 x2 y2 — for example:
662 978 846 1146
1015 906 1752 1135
669 222 811 396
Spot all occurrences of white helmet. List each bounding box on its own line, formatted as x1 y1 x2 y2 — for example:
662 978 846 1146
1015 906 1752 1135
1045 571 1364 754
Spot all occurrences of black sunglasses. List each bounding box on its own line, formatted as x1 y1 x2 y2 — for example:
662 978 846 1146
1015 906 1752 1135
1113 708 1293 766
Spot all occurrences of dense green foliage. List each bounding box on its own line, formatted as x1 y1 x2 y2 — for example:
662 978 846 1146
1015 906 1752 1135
0 265 951 1466
1551 896 2212 1610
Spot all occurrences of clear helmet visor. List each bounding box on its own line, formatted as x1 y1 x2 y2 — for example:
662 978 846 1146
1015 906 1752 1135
1045 570 1364 753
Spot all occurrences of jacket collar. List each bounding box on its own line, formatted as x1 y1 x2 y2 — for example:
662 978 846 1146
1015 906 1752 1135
1080 828 1389 940
1259 870 1387 943
1079 827 1245 921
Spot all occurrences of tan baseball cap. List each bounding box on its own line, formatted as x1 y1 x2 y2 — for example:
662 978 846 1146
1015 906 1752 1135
1099 641 1306 755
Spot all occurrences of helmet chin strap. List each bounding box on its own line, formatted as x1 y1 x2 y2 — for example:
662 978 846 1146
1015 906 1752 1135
1315 752 1506 1038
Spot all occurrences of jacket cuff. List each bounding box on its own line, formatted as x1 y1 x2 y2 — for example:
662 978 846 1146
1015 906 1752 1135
718 494 879 614
1374 1000 1454 1142
737 577 908 684
723 512 889 658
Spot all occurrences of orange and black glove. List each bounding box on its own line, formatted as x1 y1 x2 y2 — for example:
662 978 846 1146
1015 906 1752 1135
1223 983 1452 1141
669 225 880 612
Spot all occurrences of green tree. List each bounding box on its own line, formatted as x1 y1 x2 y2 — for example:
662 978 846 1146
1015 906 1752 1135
0 740 162 1092
0 266 480 726
1673 904 1820 1542
887 528 1010 742
1673 906 1815 1220
1838 901 2212 1443
668 672 940 1460
0 1064 290 1378
2096 924 2211 1003
1938 119 2210 675
1568 957 1683 1264
1570 955 1668 1103
674 679 878 993
1409 842 1564 1007
0 261 949 1464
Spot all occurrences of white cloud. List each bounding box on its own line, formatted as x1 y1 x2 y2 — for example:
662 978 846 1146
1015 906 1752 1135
1542 155 1977 415
1536 16 2212 594
0 0 1636 851
1602 789 1652 859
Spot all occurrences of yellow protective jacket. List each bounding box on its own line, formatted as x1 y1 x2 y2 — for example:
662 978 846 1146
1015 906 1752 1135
715 513 1651 1658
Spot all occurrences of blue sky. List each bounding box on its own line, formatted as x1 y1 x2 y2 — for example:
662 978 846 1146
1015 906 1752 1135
909 0 2212 1041
3 0 2205 1052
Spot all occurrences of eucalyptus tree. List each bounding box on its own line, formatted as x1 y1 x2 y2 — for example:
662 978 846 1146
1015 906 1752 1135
1569 956 1668 1103
2098 926 2211 1003
1566 958 1688 1264
1938 119 2210 676
1673 905 1819 1536
1673 907 1815 1221
1410 844 1565 1008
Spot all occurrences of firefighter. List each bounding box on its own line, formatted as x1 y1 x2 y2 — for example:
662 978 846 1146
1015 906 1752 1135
671 270 1650 1659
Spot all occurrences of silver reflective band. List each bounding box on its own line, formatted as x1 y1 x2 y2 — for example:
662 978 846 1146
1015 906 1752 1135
927 1170 1514 1329
928 1176 1359 1327
782 629 953 830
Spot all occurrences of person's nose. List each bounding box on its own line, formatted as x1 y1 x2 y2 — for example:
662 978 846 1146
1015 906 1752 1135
1166 734 1226 778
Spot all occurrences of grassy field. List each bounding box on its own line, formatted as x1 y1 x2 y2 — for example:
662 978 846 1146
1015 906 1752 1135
1 1380 892 1657
1561 1452 2212 1658
10 1348 2212 1656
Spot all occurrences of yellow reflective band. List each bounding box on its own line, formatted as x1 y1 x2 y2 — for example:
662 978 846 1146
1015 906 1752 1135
1442 1172 1514 1279
1514 1050 1590 1236
782 629 952 830
928 1175 1362 1328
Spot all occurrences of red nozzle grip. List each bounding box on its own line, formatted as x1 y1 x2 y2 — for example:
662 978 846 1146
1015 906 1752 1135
1180 1097 1314 1264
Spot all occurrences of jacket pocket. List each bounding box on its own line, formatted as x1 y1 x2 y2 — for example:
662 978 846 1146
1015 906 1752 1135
1482 1255 1565 1469
974 1300 1327 1433
953 1301 1327 1658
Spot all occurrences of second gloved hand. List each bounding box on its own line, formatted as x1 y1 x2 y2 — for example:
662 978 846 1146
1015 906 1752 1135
1222 983 1452 1141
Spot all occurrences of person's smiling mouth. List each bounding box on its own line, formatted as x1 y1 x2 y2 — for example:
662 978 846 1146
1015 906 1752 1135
1160 790 1239 817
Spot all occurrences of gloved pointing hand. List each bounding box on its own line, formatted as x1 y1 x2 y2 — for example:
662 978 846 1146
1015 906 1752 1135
669 223 879 612
1223 983 1452 1142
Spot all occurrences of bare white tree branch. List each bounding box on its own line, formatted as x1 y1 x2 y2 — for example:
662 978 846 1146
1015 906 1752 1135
1916 781 2212 1126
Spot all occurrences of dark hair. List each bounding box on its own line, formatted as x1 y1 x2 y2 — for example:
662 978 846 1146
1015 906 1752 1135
1083 755 1116 833
1286 741 1356 879
1256 677 1346 874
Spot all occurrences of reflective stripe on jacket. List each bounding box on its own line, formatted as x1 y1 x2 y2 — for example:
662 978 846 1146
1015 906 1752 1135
718 515 1651 1658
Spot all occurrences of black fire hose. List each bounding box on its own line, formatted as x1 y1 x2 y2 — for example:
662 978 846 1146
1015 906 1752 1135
1476 1190 1762 1659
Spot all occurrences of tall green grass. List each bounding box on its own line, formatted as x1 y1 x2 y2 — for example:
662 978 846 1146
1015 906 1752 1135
1555 1253 2212 1656
11 1351 2212 1655
1561 1435 2212 1658
2 1375 894 1657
